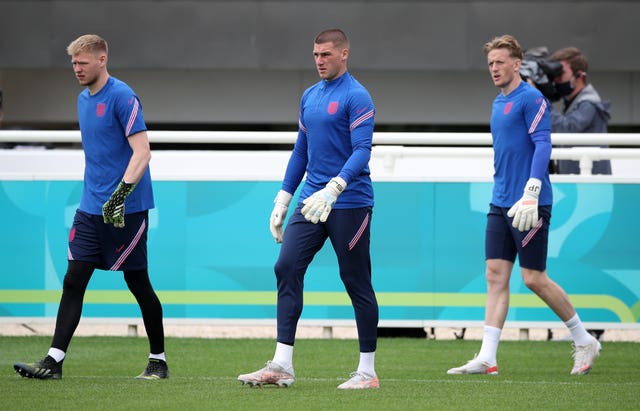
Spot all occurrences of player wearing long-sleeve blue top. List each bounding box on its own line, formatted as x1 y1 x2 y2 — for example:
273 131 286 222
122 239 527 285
447 34 601 377
238 29 380 390
490 80 553 209
281 72 375 209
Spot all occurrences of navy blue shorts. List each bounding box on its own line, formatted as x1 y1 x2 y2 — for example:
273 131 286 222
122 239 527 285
485 204 551 271
68 209 149 271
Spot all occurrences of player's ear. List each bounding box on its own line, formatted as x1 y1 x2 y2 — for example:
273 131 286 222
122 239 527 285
513 58 521 72
341 48 349 61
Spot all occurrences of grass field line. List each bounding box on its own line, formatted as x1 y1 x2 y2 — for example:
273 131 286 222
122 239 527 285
6 374 640 387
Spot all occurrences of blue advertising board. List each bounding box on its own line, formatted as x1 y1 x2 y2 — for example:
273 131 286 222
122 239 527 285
1 180 638 325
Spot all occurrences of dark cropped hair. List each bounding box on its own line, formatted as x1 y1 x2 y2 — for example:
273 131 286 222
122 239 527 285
314 28 349 49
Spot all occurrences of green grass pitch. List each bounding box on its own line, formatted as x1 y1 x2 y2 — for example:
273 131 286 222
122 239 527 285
1 336 638 410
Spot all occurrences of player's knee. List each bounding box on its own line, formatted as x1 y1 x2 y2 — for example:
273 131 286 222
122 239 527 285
61 261 93 293
124 269 152 293
62 273 83 293
521 268 546 292
485 268 504 287
274 258 296 281
523 277 541 293
485 260 511 288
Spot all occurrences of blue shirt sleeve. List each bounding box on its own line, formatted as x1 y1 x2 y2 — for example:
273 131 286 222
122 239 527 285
281 127 308 195
114 91 146 138
524 95 551 181
530 129 552 180
338 91 374 184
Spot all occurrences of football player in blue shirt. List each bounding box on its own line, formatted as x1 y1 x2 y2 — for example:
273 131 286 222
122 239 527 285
447 34 601 376
238 28 379 389
14 34 168 380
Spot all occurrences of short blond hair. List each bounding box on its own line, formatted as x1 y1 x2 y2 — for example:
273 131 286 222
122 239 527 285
482 34 523 60
67 34 108 56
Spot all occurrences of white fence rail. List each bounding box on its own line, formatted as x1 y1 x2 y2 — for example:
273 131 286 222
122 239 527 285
1 130 639 146
1 130 639 179
372 145 640 176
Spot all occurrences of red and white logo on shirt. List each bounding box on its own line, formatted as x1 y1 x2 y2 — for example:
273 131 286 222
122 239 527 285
96 103 106 117
327 101 339 115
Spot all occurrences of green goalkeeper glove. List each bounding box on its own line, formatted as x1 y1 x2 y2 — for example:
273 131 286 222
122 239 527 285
301 177 346 224
102 180 136 228
507 178 541 232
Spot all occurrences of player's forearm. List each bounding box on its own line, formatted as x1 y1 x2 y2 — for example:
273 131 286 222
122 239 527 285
122 149 150 184
281 145 307 194
122 131 151 184
529 131 552 180
339 144 371 184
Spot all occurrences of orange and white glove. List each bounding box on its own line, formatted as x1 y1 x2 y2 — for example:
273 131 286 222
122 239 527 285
507 178 541 232
300 177 347 224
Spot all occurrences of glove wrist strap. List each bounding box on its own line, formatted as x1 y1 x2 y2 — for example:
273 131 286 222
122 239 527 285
274 190 293 206
524 178 541 198
112 180 136 200
328 176 347 193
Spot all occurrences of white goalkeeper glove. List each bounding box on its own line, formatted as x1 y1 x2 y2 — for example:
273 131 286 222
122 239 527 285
301 176 347 224
269 190 293 243
507 178 541 232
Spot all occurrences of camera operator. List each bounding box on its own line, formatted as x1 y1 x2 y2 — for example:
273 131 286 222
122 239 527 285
549 47 612 175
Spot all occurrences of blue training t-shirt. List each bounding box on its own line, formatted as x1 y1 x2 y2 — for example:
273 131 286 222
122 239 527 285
281 72 375 208
490 81 553 208
77 76 154 215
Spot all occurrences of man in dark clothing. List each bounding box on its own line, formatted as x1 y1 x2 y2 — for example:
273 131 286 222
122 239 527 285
549 47 612 175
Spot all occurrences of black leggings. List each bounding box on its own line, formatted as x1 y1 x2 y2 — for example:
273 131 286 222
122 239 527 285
51 260 165 355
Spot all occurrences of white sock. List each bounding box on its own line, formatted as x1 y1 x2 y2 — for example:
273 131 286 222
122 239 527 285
272 342 294 371
477 325 501 365
47 347 66 363
149 352 166 362
356 351 376 377
565 313 593 346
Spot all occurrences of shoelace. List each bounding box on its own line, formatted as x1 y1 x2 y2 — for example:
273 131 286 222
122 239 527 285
38 357 60 369
146 360 165 373
572 344 590 363
264 361 293 375
348 371 373 381
465 354 482 366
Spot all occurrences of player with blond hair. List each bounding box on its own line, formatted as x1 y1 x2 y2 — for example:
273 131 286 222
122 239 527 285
14 34 168 380
447 34 601 376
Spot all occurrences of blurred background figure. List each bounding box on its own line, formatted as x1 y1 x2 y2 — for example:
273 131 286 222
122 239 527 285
549 47 612 175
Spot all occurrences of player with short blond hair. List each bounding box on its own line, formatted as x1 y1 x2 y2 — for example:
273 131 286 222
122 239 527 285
14 34 168 380
447 34 601 376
